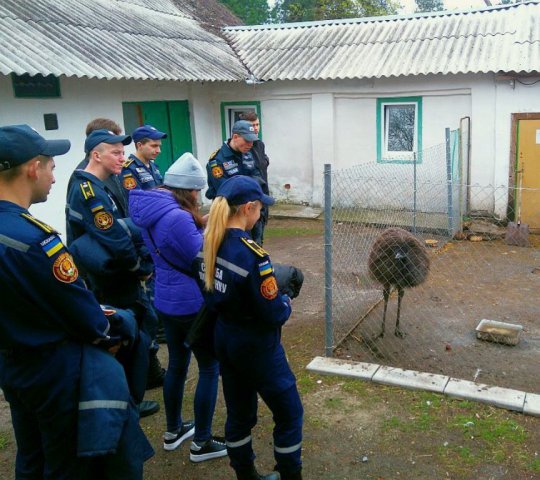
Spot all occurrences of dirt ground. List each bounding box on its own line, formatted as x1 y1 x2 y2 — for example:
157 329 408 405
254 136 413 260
0 218 539 479
332 223 540 394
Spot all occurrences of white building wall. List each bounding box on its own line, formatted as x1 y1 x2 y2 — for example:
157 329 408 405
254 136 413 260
2 72 540 232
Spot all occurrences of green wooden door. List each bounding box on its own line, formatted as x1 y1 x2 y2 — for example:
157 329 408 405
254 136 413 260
122 100 192 173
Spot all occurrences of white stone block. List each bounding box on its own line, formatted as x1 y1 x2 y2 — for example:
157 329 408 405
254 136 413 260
306 356 380 380
372 366 449 393
444 378 525 412
524 393 540 417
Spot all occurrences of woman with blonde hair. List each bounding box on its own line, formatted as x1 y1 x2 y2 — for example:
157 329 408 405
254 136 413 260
201 175 303 480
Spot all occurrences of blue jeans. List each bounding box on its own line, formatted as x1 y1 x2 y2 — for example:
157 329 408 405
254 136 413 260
158 310 220 442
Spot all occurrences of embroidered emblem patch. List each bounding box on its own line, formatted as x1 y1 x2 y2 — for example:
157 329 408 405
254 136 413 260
94 211 114 230
260 276 278 300
52 252 79 283
123 175 137 190
212 165 224 178
258 260 273 276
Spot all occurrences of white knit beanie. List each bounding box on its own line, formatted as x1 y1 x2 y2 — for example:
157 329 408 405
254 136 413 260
163 152 206 190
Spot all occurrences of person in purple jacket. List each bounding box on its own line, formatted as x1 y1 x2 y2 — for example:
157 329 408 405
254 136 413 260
129 153 227 463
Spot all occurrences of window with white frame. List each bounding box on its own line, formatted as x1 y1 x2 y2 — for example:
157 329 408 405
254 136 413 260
221 102 261 140
377 97 422 163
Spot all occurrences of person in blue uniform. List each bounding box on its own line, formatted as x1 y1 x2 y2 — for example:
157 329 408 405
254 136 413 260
121 124 168 386
0 124 153 479
206 120 268 245
239 112 271 245
200 175 303 480
121 124 166 195
66 128 159 417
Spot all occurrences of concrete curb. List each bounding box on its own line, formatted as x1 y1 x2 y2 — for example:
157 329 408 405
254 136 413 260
306 356 539 417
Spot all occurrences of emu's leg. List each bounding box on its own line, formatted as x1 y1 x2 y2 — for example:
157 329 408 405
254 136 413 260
395 287 406 338
378 286 390 338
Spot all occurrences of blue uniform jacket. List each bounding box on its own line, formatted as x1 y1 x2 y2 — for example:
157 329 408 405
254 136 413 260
121 154 163 197
205 141 263 200
66 170 151 306
198 228 291 333
197 229 294 392
0 200 110 350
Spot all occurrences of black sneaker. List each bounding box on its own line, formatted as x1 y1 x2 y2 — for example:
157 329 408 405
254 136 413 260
189 436 228 462
163 421 195 451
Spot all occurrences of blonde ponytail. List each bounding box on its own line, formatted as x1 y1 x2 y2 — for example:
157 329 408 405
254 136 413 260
203 197 238 291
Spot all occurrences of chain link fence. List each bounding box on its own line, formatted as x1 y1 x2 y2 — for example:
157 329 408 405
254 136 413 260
325 129 540 394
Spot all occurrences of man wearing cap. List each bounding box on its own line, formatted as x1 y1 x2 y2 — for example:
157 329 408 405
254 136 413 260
0 125 153 478
121 124 167 195
66 118 128 220
66 129 161 418
120 124 168 388
206 120 267 243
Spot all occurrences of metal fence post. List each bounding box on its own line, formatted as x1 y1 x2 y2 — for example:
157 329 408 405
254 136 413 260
413 152 417 235
445 128 453 236
324 164 333 357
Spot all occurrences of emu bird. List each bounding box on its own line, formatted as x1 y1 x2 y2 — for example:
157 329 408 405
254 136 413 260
368 228 430 338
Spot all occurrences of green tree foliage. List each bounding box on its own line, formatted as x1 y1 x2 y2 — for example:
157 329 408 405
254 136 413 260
415 0 445 12
271 0 399 23
219 0 269 24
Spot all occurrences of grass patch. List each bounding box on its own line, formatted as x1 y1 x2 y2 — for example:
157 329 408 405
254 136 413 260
264 225 322 238
0 433 10 450
375 391 538 477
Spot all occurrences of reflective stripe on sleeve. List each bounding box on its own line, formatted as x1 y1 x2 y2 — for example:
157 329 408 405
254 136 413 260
0 234 30 252
216 257 249 277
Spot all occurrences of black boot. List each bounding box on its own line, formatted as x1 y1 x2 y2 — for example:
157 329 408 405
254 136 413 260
138 400 160 418
279 469 302 480
235 465 280 480
146 350 166 390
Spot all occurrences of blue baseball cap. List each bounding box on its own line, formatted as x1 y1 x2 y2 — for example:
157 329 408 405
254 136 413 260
217 175 274 206
0 124 71 171
85 129 131 154
132 124 167 142
231 120 258 142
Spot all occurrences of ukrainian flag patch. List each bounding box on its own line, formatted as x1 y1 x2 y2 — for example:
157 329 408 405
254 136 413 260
89 200 104 213
258 260 273 276
40 235 63 257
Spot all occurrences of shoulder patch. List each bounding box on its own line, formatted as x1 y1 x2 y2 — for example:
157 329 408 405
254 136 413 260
123 159 134 168
123 174 137 190
211 165 224 178
260 276 278 300
20 213 57 234
209 149 219 161
40 235 65 257
52 252 79 283
94 211 114 230
79 181 95 200
258 259 273 276
241 237 268 258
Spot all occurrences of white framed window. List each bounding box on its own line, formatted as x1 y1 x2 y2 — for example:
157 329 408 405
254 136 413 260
377 97 422 163
220 101 261 140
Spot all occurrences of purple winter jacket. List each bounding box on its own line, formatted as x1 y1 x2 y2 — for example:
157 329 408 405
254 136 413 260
129 188 203 316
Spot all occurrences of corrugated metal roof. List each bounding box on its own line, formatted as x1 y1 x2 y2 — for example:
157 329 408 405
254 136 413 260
223 2 540 81
0 0 248 81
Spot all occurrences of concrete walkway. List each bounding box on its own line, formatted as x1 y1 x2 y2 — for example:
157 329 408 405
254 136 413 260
269 203 322 220
307 356 540 417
